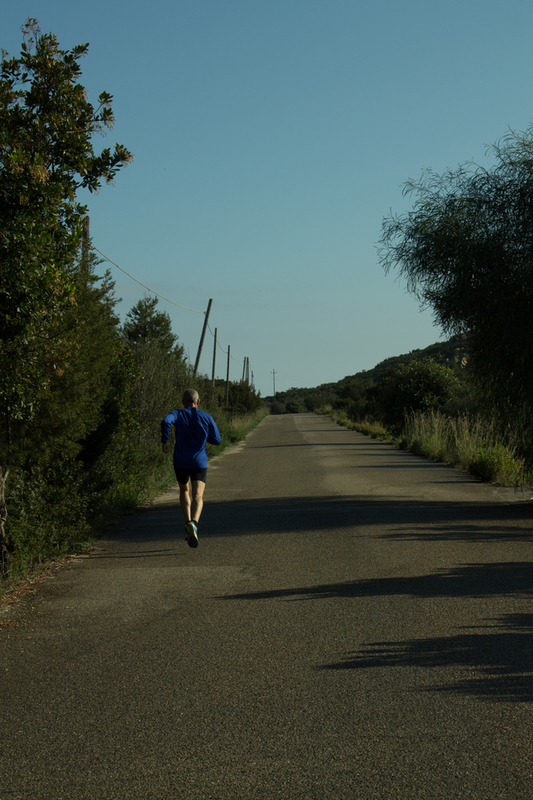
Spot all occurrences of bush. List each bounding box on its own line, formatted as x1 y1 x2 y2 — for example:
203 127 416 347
402 411 525 485
286 400 306 414
373 358 462 434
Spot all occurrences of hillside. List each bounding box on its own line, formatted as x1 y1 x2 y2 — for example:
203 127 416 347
267 334 469 411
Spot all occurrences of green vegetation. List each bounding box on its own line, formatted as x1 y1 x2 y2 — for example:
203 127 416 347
369 358 462 435
324 406 527 486
277 341 528 488
266 335 469 416
400 412 525 486
0 22 264 593
4 21 532 591
379 126 533 465
273 123 533 488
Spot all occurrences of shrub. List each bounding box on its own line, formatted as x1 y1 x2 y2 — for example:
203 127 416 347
373 358 461 434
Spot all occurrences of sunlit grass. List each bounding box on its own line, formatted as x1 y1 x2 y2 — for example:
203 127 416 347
318 405 528 487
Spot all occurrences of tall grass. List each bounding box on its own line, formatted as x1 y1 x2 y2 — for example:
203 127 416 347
316 407 389 439
401 411 526 485
206 407 269 457
318 405 527 486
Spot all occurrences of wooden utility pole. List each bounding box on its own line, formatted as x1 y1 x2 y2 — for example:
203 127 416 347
211 327 217 386
193 298 213 378
271 369 276 397
82 216 90 274
225 345 230 406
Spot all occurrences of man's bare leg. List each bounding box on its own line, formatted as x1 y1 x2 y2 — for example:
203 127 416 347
179 480 205 548
190 479 205 523
178 481 191 522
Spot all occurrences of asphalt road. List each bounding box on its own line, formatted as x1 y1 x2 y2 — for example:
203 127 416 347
1 412 533 799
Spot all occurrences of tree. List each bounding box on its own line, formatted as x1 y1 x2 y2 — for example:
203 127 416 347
334 378 373 420
35 248 121 462
0 19 132 567
379 127 533 456
122 297 179 353
372 359 461 434
122 297 189 458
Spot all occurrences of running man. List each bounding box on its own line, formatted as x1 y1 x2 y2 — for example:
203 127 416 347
161 389 221 547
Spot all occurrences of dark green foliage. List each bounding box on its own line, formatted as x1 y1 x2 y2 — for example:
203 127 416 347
267 336 470 418
6 461 91 571
33 252 119 464
379 127 533 460
269 400 286 415
333 377 374 420
0 19 132 428
227 381 263 414
371 358 462 434
122 297 190 462
122 297 179 353
0 20 132 569
285 400 306 414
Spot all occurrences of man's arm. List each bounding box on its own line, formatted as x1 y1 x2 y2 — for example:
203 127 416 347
161 410 178 452
207 416 222 446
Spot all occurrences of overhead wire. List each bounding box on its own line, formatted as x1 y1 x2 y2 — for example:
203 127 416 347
94 246 247 367
206 320 243 362
93 247 205 314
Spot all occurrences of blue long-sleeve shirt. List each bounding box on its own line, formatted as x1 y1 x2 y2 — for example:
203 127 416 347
161 407 221 469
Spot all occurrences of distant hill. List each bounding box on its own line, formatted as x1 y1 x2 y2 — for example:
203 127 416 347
266 335 469 410
336 334 469 387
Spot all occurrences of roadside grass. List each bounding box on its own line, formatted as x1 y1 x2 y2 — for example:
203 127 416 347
317 407 529 488
0 407 269 600
319 408 389 440
400 411 526 486
206 407 269 459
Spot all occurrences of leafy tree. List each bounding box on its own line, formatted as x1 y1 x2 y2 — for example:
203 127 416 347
269 400 286 415
227 381 263 414
372 358 461 434
122 297 179 353
121 296 190 460
0 19 132 567
334 378 373 420
285 400 306 414
379 127 533 455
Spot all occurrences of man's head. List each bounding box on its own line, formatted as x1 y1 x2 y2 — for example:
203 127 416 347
182 388 200 408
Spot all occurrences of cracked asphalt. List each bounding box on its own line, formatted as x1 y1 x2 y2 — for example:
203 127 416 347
1 412 533 799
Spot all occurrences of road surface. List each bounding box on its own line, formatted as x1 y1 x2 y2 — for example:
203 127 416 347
1 413 532 799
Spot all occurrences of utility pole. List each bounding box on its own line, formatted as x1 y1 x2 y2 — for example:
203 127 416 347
271 369 276 397
225 345 231 407
242 357 249 384
211 327 217 386
193 298 213 378
82 215 90 275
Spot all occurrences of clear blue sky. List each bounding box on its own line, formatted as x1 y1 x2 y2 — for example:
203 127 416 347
3 1 533 396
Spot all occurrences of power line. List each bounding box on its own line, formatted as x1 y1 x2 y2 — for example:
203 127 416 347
93 246 248 370
93 247 205 314
206 320 242 362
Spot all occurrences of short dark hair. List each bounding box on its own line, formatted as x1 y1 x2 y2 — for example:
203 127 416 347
182 388 199 406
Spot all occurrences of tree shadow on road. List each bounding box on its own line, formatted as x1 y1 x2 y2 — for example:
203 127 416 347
317 612 533 703
223 560 533 601
105 494 533 546
221 560 533 704
202 495 533 543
